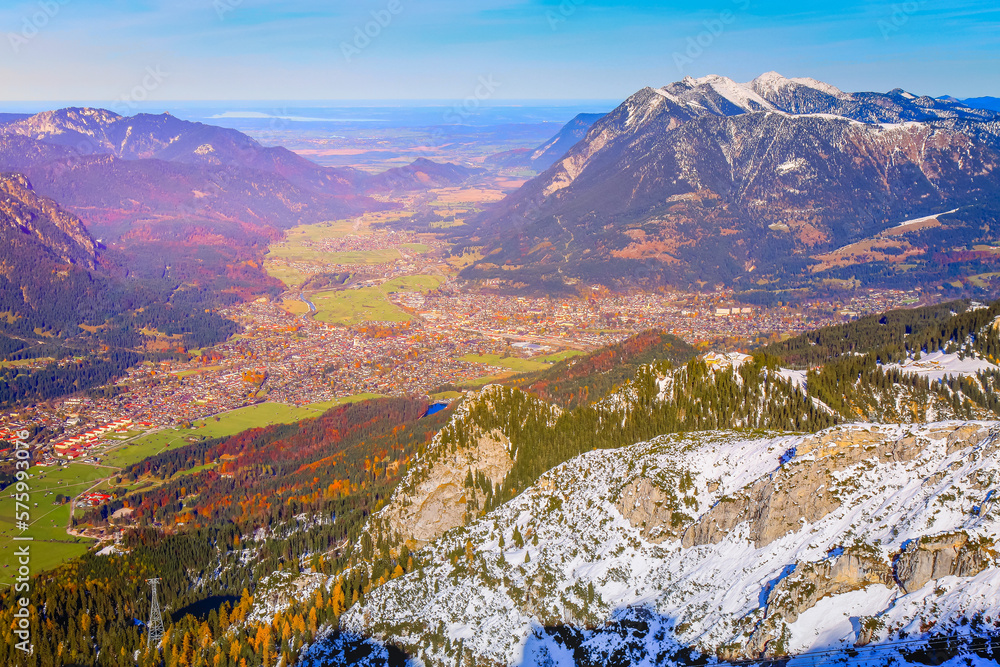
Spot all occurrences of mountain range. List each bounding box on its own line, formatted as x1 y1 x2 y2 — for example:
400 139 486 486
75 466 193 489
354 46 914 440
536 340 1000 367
459 73 1000 293
0 107 484 330
0 108 481 237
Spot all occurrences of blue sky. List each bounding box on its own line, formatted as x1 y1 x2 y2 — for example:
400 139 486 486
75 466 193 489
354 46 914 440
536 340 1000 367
0 0 997 102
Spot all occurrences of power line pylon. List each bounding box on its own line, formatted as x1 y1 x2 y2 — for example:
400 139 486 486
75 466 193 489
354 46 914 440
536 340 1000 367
146 578 164 650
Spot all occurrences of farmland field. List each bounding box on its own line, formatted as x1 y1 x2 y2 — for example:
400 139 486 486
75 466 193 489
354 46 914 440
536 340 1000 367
461 353 555 374
0 463 103 573
383 275 442 293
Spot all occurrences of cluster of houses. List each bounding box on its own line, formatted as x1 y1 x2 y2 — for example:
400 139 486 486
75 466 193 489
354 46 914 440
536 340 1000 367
77 491 114 507
714 307 755 317
51 418 149 460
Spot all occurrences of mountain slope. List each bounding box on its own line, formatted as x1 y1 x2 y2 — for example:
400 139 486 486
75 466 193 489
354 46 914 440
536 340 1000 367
488 113 606 172
0 108 374 230
964 97 1000 113
294 301 1000 665
0 172 97 270
365 157 484 192
461 73 1000 291
329 421 1000 666
2 108 363 192
0 172 109 336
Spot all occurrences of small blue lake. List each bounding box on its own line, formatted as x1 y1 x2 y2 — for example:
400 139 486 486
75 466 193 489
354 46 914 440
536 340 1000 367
423 402 448 417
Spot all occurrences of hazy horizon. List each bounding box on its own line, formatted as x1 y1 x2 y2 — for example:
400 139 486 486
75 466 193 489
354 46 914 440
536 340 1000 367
1 1 996 102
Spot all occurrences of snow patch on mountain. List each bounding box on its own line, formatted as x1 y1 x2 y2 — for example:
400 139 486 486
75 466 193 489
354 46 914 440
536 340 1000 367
750 71 847 99
684 74 776 113
890 208 960 229
342 422 1000 666
776 157 809 174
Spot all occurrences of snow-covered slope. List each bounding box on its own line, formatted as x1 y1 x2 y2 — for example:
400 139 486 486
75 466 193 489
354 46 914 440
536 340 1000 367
883 349 1000 382
596 350 996 428
322 421 999 666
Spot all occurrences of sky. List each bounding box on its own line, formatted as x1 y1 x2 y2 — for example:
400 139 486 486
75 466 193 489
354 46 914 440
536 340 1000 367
0 0 997 103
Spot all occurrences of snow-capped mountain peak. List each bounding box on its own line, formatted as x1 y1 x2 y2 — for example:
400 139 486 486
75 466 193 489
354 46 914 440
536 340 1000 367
668 73 776 114
749 70 847 98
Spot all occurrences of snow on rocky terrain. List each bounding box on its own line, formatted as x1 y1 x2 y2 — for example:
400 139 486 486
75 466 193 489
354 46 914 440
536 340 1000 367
315 418 1000 666
883 349 999 382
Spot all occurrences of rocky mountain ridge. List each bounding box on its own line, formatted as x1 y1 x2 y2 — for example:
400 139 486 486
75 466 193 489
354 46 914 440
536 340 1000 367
460 72 1000 292
317 418 999 666
486 113 606 173
0 172 97 272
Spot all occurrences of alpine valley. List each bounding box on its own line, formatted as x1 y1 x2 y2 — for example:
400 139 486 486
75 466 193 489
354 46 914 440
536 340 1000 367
2 71 1000 667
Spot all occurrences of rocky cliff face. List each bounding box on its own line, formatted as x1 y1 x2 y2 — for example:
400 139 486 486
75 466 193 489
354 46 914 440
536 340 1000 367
332 420 1000 666
378 427 514 549
0 173 97 273
895 532 996 594
365 385 558 553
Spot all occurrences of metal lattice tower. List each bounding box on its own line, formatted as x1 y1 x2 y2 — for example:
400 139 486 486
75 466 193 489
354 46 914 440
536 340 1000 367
145 578 164 649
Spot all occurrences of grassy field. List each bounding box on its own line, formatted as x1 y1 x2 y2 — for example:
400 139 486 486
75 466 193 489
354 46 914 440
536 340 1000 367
536 350 585 363
430 391 464 401
459 371 519 388
312 287 412 325
263 263 310 289
103 396 385 469
430 219 465 229
0 463 106 573
461 353 555 374
383 275 442 293
265 244 401 266
100 430 188 468
305 393 383 412
967 272 1000 289
264 212 432 289
286 219 371 240
281 298 312 315
311 274 441 326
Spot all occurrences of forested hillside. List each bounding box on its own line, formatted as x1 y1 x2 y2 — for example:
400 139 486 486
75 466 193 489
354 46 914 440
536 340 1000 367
509 329 697 407
0 398 452 667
